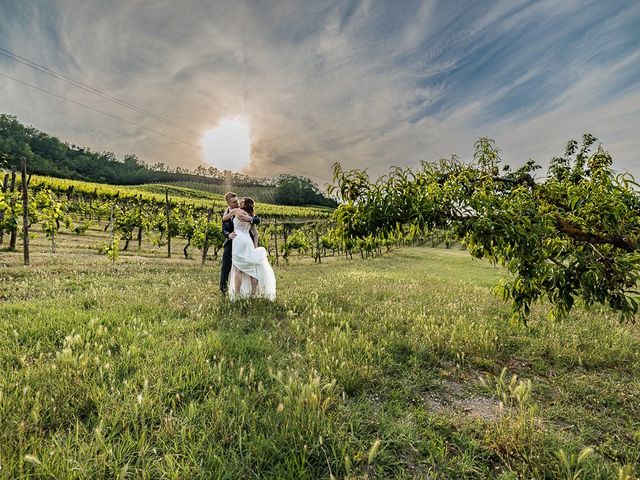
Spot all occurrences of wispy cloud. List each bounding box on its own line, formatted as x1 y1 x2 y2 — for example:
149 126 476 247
1 0 639 183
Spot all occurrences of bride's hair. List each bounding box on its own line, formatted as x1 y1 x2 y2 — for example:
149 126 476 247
242 197 255 215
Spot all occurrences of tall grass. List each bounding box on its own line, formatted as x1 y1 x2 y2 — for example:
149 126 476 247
0 247 638 478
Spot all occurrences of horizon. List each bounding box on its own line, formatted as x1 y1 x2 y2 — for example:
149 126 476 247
1 1 639 183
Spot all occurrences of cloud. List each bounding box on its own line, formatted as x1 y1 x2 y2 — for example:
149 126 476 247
1 0 639 183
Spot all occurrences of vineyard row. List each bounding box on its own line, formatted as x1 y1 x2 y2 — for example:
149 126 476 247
0 159 440 267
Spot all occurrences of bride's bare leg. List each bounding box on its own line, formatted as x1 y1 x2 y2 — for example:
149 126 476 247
250 275 258 293
233 266 242 293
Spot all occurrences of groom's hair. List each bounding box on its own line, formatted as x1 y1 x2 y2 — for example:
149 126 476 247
224 192 237 202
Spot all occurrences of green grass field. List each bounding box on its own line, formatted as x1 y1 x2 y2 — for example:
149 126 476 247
1 244 639 478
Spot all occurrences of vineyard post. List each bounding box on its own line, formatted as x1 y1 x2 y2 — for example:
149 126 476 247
273 219 279 265
137 194 143 249
20 157 29 266
315 225 321 264
0 173 8 244
165 189 171 258
110 203 114 239
93 187 97 211
201 208 212 266
9 166 17 250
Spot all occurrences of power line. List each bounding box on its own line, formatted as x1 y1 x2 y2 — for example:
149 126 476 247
0 48 333 181
0 71 205 149
0 47 202 137
1 72 332 181
0 72 329 180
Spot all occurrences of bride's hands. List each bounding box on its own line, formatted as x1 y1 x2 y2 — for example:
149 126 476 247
231 209 253 222
223 208 252 222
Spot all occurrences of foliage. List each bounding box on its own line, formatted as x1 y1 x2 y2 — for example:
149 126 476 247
32 189 70 252
275 174 337 207
191 215 225 255
0 114 277 187
330 135 640 321
282 229 312 261
28 175 330 220
98 234 120 263
112 204 139 247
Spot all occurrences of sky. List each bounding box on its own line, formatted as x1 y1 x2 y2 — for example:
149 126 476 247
1 0 639 184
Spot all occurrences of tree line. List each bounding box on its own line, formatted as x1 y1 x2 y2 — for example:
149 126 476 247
0 114 337 208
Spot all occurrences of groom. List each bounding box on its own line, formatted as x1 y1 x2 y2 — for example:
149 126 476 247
219 192 261 294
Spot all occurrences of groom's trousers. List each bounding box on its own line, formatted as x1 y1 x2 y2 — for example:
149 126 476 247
220 240 233 293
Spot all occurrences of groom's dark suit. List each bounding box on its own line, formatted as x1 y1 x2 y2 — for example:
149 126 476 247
219 209 260 293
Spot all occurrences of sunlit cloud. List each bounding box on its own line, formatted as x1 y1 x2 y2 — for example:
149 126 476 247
202 118 251 171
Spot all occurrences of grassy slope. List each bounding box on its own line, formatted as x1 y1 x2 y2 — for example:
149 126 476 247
158 181 279 204
0 248 638 478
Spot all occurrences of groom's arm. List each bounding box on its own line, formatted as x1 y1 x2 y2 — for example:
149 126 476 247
251 215 261 226
222 209 233 239
222 223 233 239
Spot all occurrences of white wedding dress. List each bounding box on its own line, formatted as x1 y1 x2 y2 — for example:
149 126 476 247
229 216 276 301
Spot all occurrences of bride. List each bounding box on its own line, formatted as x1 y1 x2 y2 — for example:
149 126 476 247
224 197 276 301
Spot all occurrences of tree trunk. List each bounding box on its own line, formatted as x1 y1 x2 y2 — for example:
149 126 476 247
183 238 190 259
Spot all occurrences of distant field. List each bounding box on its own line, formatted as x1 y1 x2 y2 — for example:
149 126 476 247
160 181 279 204
136 183 225 201
1 246 638 478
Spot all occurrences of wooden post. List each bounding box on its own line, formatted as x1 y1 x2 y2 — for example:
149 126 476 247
315 226 321 264
201 208 212 266
110 204 114 239
9 167 17 250
273 219 279 266
20 157 29 265
165 189 171 259
137 195 143 249
0 173 8 244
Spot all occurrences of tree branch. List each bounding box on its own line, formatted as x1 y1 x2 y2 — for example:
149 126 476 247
493 174 536 188
555 216 635 252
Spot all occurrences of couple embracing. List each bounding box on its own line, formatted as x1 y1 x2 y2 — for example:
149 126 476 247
219 192 276 301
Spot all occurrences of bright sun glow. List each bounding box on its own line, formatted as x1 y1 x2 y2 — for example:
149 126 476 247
202 118 251 171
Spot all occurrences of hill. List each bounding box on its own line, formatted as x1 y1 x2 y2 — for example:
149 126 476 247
153 181 279 203
1 114 337 208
